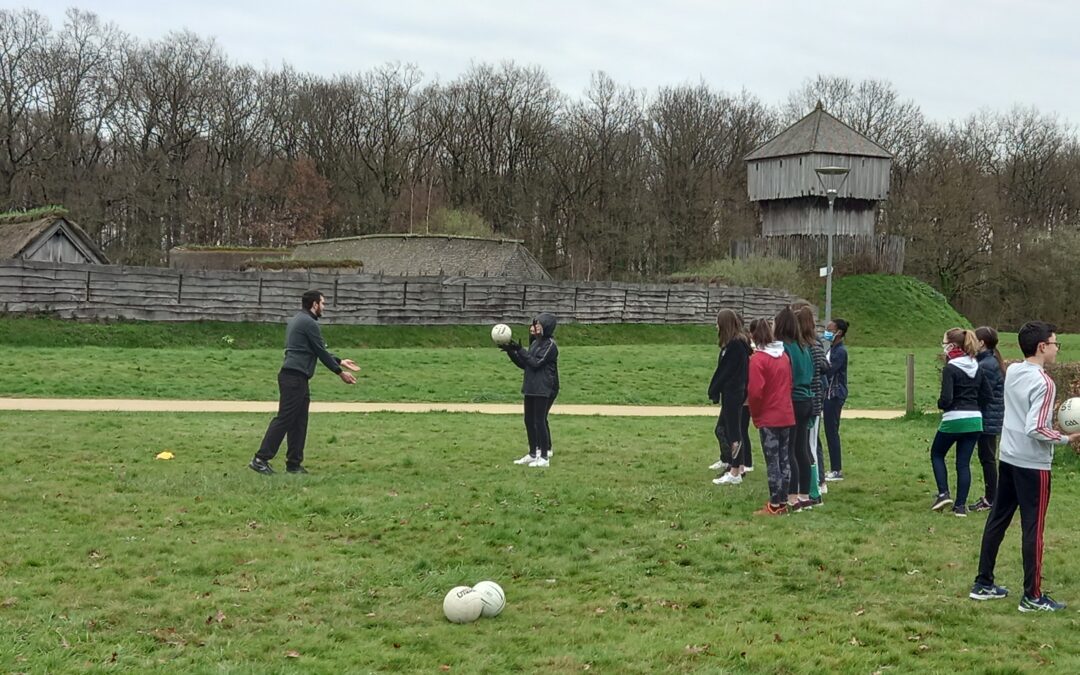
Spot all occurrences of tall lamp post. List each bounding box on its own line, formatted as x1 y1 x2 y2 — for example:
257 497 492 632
814 165 850 327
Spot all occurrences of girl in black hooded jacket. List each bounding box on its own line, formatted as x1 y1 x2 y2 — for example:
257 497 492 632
502 312 560 467
708 309 753 485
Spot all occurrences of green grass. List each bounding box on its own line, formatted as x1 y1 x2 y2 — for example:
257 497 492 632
1 337 1078 410
0 317 721 350
828 274 972 347
4 411 1080 672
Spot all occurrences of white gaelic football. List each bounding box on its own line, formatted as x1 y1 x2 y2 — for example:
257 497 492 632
1058 397 1080 432
472 580 505 618
491 323 512 345
443 586 483 624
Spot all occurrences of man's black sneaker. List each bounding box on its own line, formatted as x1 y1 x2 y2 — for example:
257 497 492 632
969 496 992 512
286 466 308 474
969 582 1008 600
931 493 953 511
1018 594 1066 612
249 458 274 475
953 505 968 517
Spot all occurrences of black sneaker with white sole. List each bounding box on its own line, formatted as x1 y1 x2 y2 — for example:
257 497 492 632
969 582 1008 600
931 493 953 511
1018 594 1066 612
249 458 274 475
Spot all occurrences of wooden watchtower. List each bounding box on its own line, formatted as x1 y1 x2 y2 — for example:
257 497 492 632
744 102 892 238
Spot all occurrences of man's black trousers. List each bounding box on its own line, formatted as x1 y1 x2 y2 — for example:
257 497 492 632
256 369 311 469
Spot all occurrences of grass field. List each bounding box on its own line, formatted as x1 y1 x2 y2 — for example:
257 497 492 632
4 272 1080 672
1 340 1077 411
4 411 1080 672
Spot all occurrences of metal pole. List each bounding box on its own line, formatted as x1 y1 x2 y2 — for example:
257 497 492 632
825 193 835 326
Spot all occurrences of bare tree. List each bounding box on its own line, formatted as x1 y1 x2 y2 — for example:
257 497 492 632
0 9 50 204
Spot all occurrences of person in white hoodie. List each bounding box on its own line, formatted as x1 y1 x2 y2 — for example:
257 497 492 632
970 321 1080 612
929 328 991 516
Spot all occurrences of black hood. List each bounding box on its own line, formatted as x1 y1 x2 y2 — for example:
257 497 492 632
535 312 557 338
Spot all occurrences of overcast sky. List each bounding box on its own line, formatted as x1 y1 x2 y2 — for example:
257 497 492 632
28 0 1080 125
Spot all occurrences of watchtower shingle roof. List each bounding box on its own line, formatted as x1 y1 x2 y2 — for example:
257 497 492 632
744 103 892 161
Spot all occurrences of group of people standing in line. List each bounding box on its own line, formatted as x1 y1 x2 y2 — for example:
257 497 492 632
255 291 1080 611
707 305 848 515
705 308 1080 612
936 321 1080 612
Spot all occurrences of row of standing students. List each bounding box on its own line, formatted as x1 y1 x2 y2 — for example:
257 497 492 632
708 305 849 515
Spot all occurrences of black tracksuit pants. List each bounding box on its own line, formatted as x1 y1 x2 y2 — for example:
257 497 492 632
716 396 752 468
975 460 1052 598
524 395 556 458
256 369 311 469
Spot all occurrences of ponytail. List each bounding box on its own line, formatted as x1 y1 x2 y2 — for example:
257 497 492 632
975 325 1005 376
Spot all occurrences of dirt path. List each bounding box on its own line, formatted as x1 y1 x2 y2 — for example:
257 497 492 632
0 397 907 418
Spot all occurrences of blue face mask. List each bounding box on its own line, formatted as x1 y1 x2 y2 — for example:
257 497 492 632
823 330 835 341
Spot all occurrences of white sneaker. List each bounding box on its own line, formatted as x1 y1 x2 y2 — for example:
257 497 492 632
709 460 729 471
514 454 536 465
819 483 828 494
529 457 550 467
712 473 742 485
548 449 553 457
743 466 754 473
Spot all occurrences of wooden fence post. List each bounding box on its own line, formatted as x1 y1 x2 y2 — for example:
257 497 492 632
177 273 183 303
906 354 916 414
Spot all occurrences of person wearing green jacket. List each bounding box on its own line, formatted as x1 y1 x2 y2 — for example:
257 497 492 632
775 307 815 511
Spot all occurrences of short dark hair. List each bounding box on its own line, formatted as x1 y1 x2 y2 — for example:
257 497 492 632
833 318 849 337
302 290 324 310
1017 320 1057 357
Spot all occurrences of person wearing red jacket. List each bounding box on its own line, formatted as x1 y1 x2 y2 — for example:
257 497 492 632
747 318 796 516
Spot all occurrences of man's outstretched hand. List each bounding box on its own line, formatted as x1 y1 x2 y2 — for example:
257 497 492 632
339 370 357 384
341 359 360 372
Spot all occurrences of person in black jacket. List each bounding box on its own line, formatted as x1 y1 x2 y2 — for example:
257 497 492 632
970 326 1006 512
822 319 849 481
250 290 358 475
930 328 993 516
502 313 559 467
709 309 752 485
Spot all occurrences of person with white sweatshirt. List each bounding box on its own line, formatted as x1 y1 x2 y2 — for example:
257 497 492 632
971 321 1080 612
930 328 992 516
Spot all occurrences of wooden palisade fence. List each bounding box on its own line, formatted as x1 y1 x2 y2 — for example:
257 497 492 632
0 260 808 325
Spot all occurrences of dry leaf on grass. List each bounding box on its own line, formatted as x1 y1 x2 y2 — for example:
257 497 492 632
285 650 300 658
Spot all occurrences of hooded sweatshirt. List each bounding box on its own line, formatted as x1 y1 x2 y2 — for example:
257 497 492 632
506 312 560 397
708 337 751 405
937 354 991 434
999 360 1070 470
747 341 795 428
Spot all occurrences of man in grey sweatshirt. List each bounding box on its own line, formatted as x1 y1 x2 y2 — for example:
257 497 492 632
250 290 358 475
970 321 1080 611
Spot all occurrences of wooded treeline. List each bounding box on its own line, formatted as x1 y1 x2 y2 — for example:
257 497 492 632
4 8 1080 328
